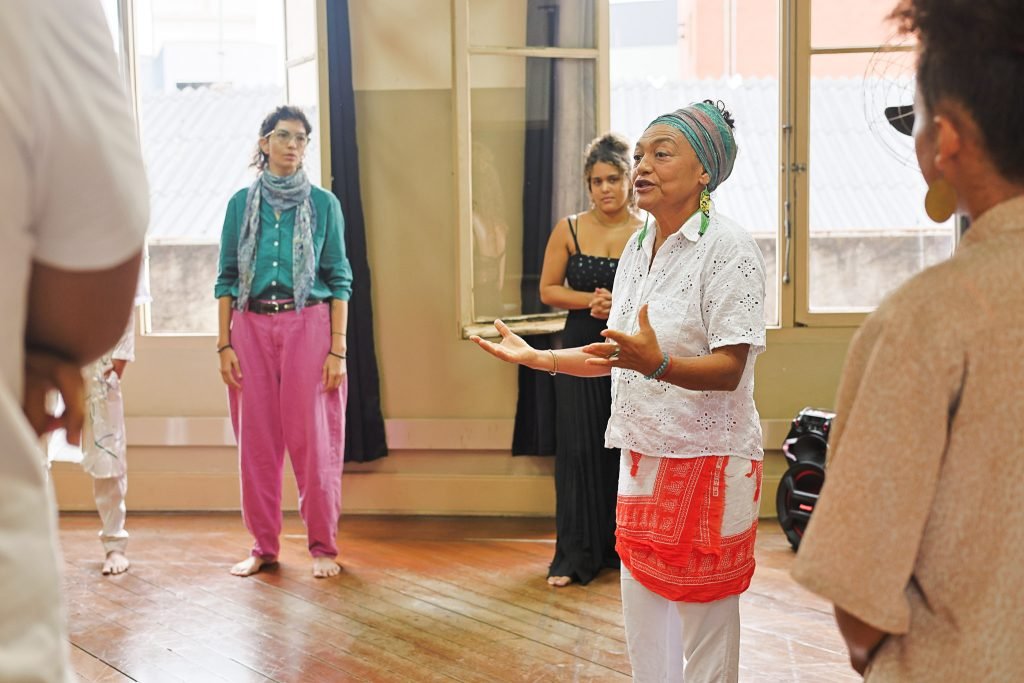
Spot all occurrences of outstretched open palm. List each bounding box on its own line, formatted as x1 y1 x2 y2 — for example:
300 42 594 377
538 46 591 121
470 320 537 366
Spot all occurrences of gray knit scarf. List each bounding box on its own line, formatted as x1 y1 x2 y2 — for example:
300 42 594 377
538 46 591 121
235 168 317 311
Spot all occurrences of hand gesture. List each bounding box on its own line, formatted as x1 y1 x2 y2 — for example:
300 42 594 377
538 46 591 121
22 349 86 444
589 287 612 320
470 320 539 367
582 303 664 376
219 347 242 389
322 353 347 391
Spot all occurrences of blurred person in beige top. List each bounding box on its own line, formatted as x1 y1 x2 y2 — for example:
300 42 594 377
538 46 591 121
792 0 1024 680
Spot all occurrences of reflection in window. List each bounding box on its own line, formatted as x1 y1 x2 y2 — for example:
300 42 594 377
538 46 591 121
468 0 597 321
471 142 510 317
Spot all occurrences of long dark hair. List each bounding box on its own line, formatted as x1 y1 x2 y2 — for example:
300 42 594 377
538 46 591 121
890 0 1024 182
251 105 313 171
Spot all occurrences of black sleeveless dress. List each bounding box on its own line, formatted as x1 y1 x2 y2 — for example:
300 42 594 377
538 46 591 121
548 215 621 584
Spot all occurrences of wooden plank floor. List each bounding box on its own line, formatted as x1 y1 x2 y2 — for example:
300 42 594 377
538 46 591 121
58 513 858 682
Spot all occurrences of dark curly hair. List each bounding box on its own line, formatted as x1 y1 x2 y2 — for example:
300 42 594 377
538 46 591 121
583 132 635 207
890 0 1024 182
251 105 313 170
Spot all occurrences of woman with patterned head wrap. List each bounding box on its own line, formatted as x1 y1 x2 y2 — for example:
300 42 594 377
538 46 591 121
215 106 353 579
472 100 766 682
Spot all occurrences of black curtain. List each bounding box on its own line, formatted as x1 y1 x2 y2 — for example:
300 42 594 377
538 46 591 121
512 1 561 456
511 334 558 455
326 1 388 463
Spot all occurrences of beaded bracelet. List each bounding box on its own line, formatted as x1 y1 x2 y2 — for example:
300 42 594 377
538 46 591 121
644 352 671 380
655 355 673 380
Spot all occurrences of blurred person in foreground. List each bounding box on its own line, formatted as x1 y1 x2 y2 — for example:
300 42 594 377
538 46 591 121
792 1 1024 679
0 0 148 680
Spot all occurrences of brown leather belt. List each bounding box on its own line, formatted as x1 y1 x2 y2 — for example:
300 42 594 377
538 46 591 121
247 299 323 315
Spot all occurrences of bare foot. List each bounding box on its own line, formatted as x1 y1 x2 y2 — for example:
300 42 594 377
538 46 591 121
231 556 275 577
102 551 130 575
547 575 573 587
312 556 341 578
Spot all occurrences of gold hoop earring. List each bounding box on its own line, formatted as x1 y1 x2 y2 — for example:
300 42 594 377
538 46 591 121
924 177 957 222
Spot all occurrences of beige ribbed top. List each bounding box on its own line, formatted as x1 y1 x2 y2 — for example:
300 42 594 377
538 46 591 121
792 195 1024 681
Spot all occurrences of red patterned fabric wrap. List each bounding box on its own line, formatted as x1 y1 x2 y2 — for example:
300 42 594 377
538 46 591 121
616 452 762 603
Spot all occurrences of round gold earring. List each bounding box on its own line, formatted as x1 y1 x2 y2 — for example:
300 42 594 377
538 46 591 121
924 177 957 222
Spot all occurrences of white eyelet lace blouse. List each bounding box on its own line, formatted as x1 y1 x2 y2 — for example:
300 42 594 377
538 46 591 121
604 207 767 460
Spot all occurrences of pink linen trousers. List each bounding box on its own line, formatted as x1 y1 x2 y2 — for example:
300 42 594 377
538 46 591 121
228 302 346 560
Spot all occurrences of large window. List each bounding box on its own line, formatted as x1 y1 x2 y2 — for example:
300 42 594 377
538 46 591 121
800 0 953 321
108 0 325 335
454 0 958 336
455 0 605 337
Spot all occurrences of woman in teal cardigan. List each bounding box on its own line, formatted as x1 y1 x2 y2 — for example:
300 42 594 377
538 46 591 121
215 105 353 578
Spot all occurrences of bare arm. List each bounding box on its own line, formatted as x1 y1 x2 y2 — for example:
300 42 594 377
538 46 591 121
582 304 748 391
539 218 594 310
322 298 348 390
329 299 349 354
217 296 233 349
25 252 142 364
533 347 611 378
655 344 748 391
835 606 888 675
470 321 610 378
217 296 242 389
22 252 141 439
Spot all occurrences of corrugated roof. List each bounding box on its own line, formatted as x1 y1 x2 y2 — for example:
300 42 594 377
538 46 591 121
612 77 941 236
141 79 938 242
139 85 320 242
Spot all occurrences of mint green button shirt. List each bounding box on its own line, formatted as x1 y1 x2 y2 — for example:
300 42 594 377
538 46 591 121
215 185 353 302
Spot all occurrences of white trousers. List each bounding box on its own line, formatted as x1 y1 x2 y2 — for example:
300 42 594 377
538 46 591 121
621 565 740 683
94 475 128 554
49 368 129 555
84 369 129 554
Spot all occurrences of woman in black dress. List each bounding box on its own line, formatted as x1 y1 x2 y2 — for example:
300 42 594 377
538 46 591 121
538 133 643 586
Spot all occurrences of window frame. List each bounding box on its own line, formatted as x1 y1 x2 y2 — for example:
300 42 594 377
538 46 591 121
456 0 957 338
789 0 952 327
452 0 610 339
110 0 332 338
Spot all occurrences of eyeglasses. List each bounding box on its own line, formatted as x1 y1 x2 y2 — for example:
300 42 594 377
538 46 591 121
264 129 311 147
